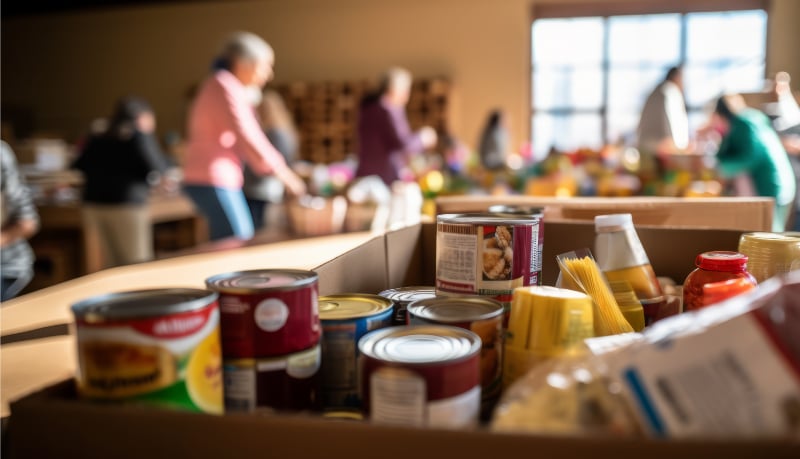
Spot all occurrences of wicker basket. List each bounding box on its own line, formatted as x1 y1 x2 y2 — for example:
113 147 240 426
286 195 348 237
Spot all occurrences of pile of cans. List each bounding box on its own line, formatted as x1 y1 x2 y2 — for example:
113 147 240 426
71 209 545 427
205 270 322 413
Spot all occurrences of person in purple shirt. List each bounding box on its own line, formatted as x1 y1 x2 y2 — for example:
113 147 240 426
355 67 437 185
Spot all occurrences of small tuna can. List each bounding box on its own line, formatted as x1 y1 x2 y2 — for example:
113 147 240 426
406 296 504 410
377 286 437 325
359 325 481 428
71 288 223 414
318 294 393 410
223 343 321 413
205 269 320 358
436 213 544 325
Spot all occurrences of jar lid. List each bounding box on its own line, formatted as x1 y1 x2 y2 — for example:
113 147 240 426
696 251 748 272
594 213 633 232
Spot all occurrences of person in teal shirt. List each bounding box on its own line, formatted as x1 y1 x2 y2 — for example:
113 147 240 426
712 94 796 231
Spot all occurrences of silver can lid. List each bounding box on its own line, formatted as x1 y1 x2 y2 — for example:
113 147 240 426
437 213 539 225
71 288 218 322
358 325 481 365
319 294 393 320
407 296 504 324
377 286 437 305
205 269 317 293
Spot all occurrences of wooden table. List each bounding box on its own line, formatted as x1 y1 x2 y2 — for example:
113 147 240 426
28 193 208 291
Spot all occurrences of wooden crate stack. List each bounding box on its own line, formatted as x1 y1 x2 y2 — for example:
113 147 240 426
274 77 450 164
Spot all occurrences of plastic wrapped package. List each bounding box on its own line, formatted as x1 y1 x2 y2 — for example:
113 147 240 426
493 333 643 436
493 271 800 439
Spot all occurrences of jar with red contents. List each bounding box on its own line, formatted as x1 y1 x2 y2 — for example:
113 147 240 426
682 251 757 312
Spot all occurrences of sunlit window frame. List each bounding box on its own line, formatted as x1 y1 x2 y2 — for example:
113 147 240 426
530 0 769 153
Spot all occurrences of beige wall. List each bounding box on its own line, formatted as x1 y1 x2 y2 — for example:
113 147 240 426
1 0 798 155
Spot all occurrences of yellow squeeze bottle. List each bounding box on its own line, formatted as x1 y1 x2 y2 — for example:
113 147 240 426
594 214 662 330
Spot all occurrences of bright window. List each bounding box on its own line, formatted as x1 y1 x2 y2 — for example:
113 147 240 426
531 9 767 159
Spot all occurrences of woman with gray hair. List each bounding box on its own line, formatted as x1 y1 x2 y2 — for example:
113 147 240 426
183 31 306 241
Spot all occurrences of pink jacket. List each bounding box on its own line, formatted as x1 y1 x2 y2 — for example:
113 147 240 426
183 70 288 188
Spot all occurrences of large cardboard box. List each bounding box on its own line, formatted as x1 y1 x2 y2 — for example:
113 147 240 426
6 222 799 458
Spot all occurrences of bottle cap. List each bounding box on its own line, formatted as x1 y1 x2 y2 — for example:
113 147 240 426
696 251 748 272
594 213 634 232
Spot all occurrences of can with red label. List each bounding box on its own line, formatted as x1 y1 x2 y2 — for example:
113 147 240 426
436 213 543 324
359 325 481 428
71 288 223 414
406 296 504 411
318 294 393 410
222 343 321 413
205 269 319 358
377 286 437 325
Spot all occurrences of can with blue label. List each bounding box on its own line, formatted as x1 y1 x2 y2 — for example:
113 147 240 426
319 294 393 410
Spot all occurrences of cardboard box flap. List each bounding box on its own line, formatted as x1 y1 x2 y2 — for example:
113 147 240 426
539 222 744 286
435 196 773 232
6 380 799 459
315 233 388 296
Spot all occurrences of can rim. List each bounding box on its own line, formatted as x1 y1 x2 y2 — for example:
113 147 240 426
377 286 437 304
358 325 481 365
407 297 504 323
205 269 318 293
71 288 218 321
437 213 541 224
319 294 393 320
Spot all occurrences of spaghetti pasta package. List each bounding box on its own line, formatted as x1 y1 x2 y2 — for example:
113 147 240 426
557 251 634 336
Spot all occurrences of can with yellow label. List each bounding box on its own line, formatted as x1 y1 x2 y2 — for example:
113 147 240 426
71 288 223 414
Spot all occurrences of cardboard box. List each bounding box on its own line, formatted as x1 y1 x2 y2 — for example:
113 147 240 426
435 196 774 232
7 380 797 459
6 222 799 458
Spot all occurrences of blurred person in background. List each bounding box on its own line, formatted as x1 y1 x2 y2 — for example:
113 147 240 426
636 66 689 176
72 96 173 269
355 67 437 185
183 31 306 241
766 71 800 136
478 109 510 171
1 141 39 301
243 89 299 231
711 94 796 232
764 72 800 229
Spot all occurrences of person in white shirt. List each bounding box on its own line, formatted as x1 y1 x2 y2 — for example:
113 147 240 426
636 66 689 175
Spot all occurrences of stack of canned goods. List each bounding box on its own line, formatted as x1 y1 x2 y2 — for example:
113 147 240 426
317 293 394 412
205 269 322 413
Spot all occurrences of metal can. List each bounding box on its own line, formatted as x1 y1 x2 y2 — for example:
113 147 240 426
318 294 393 410
71 288 223 414
359 325 481 428
406 296 504 406
377 286 437 325
436 213 544 322
738 232 800 283
205 269 320 358
223 343 321 413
